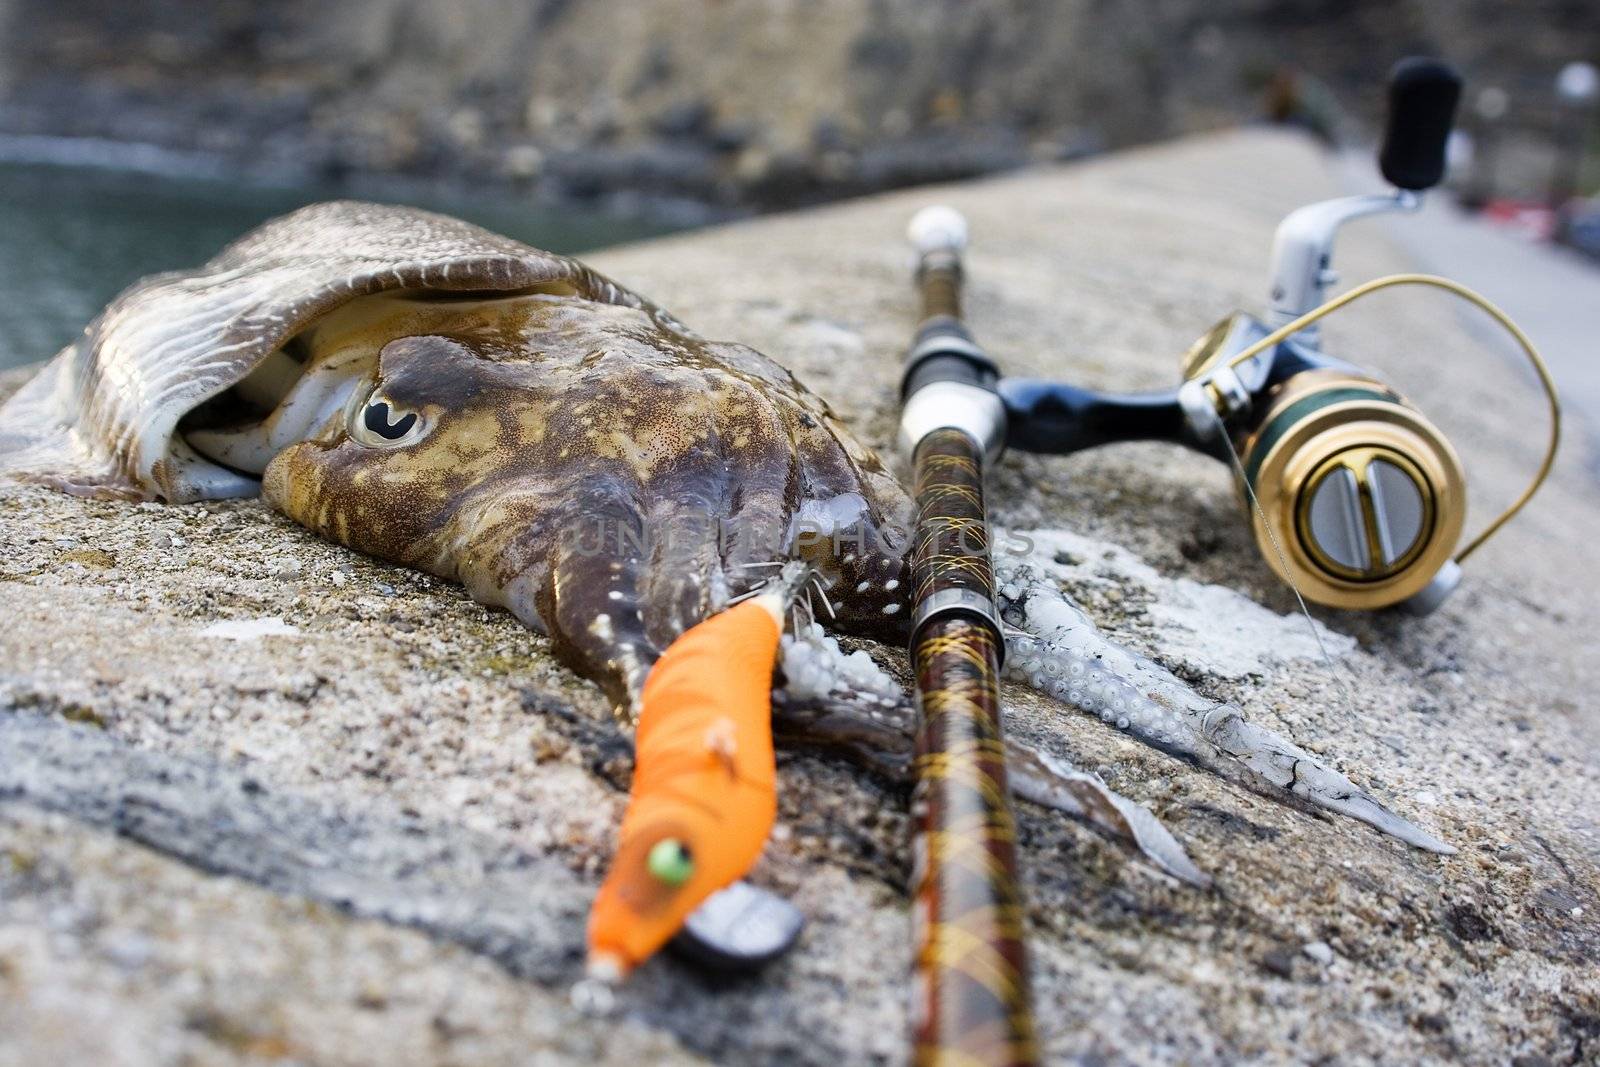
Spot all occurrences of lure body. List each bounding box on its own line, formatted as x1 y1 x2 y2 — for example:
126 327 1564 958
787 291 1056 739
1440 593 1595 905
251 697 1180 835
587 595 783 976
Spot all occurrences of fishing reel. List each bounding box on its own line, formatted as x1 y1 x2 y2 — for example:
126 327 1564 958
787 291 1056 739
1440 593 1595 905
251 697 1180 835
999 57 1560 614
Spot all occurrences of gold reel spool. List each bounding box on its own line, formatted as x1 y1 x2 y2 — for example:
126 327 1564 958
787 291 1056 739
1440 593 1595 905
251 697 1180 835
1186 274 1561 612
1240 370 1466 609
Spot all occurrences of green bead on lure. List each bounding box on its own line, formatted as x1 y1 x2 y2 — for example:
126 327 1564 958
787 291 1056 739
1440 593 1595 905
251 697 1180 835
647 839 695 887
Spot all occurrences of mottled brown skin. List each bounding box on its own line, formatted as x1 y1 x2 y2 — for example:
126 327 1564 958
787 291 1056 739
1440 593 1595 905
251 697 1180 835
263 293 911 711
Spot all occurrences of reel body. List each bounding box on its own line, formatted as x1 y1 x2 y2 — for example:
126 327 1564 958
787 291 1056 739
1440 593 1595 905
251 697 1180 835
1181 315 1467 610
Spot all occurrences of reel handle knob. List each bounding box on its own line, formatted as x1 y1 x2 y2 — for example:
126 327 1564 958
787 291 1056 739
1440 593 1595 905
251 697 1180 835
1379 57 1463 191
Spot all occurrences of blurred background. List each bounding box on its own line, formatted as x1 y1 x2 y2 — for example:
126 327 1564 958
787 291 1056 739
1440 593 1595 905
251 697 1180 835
0 0 1596 378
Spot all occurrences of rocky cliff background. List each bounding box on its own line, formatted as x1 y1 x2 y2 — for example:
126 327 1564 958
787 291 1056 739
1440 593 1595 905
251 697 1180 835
0 0 1594 210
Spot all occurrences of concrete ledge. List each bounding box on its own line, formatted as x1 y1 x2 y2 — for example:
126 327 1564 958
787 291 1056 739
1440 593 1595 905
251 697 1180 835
3 129 1598 1065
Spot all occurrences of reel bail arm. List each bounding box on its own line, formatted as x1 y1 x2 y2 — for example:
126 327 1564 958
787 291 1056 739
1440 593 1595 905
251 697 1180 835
1268 189 1418 341
1268 57 1462 341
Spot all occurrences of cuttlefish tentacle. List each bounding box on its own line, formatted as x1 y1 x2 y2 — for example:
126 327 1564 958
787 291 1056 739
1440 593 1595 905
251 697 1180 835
993 561 1454 855
771 624 1211 886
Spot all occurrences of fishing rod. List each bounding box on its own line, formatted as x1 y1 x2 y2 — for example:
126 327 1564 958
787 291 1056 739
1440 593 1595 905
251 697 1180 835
900 206 1038 1065
889 55 1559 1060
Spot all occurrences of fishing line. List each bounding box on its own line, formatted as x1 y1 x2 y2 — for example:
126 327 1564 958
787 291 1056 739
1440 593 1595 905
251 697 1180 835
1218 428 1363 721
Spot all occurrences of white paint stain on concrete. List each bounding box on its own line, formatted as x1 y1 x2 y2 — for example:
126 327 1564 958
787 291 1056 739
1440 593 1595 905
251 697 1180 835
1006 527 1355 679
199 616 301 641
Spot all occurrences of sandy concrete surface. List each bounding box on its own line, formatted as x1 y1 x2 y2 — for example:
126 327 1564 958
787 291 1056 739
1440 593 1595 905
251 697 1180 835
2 129 1597 1066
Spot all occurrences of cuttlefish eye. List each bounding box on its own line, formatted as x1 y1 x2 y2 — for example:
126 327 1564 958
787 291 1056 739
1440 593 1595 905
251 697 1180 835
348 389 427 447
646 838 694 887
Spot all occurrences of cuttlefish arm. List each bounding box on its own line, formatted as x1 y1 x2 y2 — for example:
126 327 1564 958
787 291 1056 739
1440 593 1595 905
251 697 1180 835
529 394 826 716
772 624 1212 887
994 561 1454 854
535 483 664 712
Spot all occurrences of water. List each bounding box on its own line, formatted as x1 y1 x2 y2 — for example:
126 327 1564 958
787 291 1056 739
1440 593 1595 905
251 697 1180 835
0 162 681 372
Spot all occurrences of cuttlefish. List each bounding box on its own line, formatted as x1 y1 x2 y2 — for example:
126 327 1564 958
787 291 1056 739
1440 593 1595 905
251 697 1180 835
0 202 1450 969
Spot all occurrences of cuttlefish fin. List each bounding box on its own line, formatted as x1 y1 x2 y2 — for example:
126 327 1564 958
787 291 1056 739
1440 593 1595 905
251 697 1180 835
185 425 280 474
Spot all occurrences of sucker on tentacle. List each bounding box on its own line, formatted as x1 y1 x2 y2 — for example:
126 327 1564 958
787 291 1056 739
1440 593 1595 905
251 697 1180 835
993 560 1454 854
